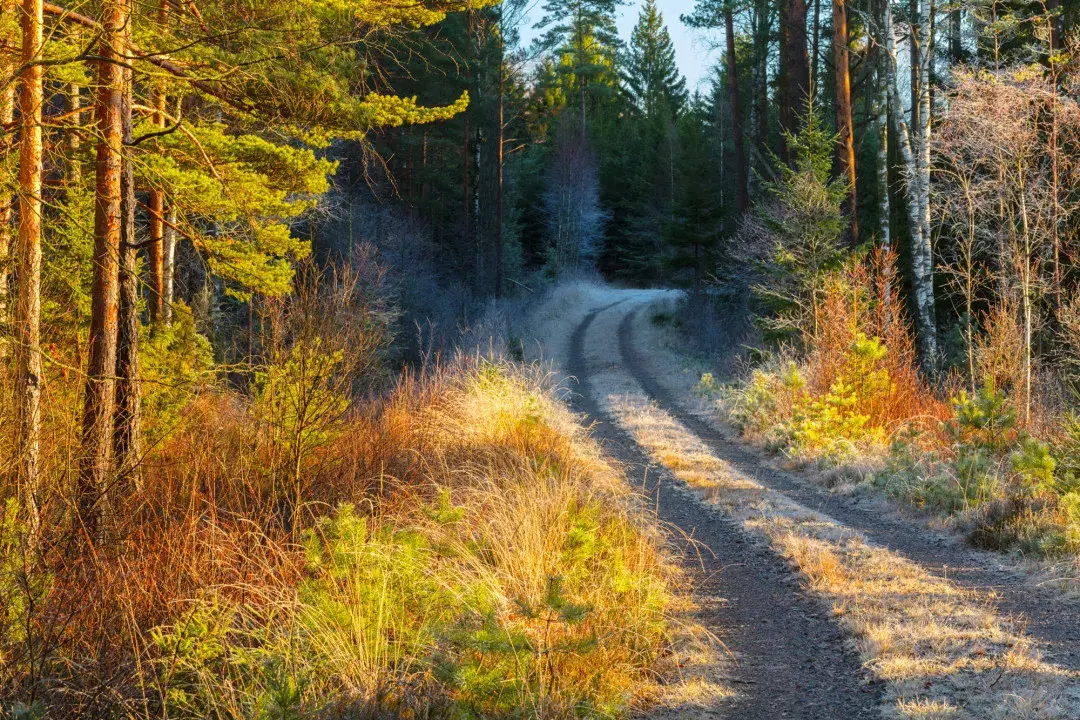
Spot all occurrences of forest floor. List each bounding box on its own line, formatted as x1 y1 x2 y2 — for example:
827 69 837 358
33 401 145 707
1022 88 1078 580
523 283 1080 720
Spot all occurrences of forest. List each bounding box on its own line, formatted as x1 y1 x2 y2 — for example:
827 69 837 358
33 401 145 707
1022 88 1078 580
2 0 1080 717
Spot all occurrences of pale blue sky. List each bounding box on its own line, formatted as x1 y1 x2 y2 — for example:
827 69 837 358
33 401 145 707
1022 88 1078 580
518 0 720 92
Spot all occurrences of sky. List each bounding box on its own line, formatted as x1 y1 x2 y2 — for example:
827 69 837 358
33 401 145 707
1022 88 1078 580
517 0 720 92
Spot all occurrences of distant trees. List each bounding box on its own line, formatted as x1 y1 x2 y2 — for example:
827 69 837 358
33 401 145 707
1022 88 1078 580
545 123 607 273
666 100 722 290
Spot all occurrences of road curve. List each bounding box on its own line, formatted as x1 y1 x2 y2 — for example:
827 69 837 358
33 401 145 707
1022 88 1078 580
567 300 881 719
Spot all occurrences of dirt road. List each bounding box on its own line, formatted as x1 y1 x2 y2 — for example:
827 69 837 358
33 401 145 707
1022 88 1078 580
541 285 1080 719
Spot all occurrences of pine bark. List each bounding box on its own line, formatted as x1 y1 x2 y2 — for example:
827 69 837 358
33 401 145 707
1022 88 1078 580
80 0 126 541
15 0 44 536
725 2 749 213
752 0 769 154
65 82 82 189
147 2 168 324
778 0 790 160
786 0 811 125
949 4 962 62
114 53 142 490
0 0 15 355
163 206 177 325
833 0 858 241
1047 0 1062 53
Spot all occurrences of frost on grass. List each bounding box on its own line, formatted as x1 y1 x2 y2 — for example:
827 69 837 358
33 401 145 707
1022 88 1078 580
570 292 1080 720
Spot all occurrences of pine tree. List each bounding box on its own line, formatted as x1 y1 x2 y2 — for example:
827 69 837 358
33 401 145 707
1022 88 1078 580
626 0 688 119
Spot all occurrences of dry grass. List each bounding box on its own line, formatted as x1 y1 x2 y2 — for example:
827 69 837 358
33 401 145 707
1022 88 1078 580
0 351 682 718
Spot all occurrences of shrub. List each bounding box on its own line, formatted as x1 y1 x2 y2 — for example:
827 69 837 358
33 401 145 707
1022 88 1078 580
1 359 677 718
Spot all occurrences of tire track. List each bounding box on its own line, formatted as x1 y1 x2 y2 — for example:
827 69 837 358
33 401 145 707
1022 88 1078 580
568 304 880 719
616 305 1080 672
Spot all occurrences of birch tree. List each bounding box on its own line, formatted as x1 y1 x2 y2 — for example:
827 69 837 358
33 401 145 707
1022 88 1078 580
881 0 938 367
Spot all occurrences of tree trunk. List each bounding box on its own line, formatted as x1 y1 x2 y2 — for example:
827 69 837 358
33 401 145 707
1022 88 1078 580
15 0 44 537
875 20 890 251
65 82 82 189
462 119 470 241
147 0 168 324
753 0 770 154
833 0 858 242
495 31 505 298
0 0 15 358
883 0 937 367
785 0 811 152
80 0 126 541
163 206 177 325
462 7 472 244
778 0 790 160
114 53 142 491
916 0 933 289
1047 0 1062 53
949 4 962 62
811 0 821 97
725 2 749 213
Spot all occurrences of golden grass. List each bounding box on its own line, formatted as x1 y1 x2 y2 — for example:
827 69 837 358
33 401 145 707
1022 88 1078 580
0 355 686 718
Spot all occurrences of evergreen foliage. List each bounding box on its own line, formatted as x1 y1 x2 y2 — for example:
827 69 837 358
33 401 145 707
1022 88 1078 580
625 0 688 119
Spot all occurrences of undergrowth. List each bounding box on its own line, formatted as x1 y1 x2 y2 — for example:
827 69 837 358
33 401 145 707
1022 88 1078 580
1 338 676 717
704 250 1080 561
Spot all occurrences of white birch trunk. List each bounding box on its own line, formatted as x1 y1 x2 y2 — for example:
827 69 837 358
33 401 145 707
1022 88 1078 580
883 0 938 367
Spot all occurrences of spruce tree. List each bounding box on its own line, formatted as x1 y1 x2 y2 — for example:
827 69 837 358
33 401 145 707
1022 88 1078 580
626 0 688 119
535 0 623 133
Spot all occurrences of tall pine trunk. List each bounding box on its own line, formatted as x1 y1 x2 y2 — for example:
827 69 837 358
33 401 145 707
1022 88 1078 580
1047 0 1062 53
163 206 177 325
949 3 962 61
0 0 14 358
80 0 126 541
778 0 790 160
752 0 769 155
146 1 168 324
833 0 857 242
115 50 142 490
784 0 810 156
16 0 44 537
65 83 82 189
725 2 748 213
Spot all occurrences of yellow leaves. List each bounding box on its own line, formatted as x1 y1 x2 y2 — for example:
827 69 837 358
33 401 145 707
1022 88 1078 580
357 91 470 128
